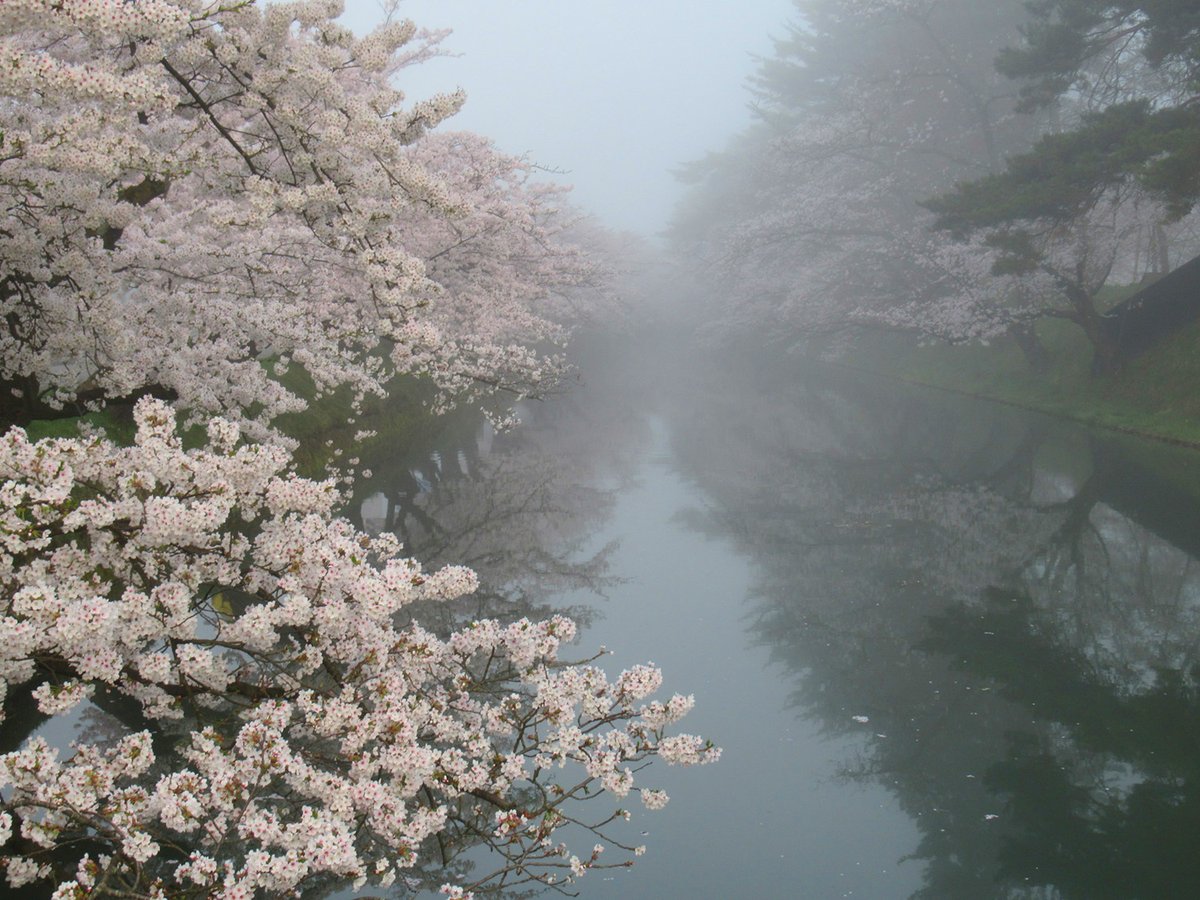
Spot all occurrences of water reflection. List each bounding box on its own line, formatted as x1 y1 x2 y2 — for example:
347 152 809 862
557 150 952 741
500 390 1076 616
340 350 652 636
664 362 1200 899
357 430 616 626
18 348 1198 898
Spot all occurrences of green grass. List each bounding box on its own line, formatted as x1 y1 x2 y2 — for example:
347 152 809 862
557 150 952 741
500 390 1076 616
850 300 1200 448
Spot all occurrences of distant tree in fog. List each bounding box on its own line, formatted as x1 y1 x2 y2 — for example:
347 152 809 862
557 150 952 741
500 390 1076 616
671 0 1200 370
924 0 1200 370
670 0 1046 354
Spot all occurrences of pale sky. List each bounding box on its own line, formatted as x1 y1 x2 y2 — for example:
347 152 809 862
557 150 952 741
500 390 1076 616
340 0 796 236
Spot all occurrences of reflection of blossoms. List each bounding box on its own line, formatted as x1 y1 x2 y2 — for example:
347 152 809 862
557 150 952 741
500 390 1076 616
669 361 1200 897
0 399 716 897
360 426 623 625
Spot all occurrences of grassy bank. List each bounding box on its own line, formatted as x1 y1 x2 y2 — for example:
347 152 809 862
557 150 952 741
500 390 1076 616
848 305 1200 448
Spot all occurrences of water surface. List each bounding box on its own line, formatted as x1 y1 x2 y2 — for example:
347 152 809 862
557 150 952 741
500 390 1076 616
372 347 1200 899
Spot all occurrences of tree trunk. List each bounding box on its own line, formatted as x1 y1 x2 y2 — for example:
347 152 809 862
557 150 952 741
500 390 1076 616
1087 323 1122 376
1055 278 1122 376
0 377 179 429
1153 222 1170 276
1011 323 1050 373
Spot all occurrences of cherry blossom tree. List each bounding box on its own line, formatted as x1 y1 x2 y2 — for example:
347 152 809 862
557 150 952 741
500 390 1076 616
670 0 1045 355
915 0 1200 369
0 2 712 896
673 0 1200 366
0 0 598 439
926 115 1200 370
0 400 716 897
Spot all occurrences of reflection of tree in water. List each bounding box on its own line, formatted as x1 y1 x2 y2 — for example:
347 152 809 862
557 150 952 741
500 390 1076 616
924 590 1200 899
346 341 652 632
359 427 620 628
666 361 1200 899
391 366 651 625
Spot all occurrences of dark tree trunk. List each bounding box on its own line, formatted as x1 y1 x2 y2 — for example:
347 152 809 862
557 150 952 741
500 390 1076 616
1087 325 1123 376
0 377 180 430
1054 278 1122 376
1011 323 1051 373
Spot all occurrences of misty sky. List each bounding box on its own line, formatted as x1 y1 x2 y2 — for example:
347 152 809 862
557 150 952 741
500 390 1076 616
341 0 796 236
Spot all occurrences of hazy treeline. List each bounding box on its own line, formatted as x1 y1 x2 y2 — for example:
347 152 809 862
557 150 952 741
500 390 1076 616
669 0 1200 369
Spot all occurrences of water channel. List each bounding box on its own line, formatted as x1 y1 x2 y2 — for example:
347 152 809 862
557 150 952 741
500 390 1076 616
349 339 1200 899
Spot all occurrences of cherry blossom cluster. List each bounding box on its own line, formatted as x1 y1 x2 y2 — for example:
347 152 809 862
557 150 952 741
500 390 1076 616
0 1 604 437
847 231 1057 344
0 398 717 897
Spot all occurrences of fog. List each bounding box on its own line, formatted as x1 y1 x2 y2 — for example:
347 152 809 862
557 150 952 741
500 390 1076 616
9 2 1200 898
340 0 794 234
328 6 1200 895
338 334 1200 898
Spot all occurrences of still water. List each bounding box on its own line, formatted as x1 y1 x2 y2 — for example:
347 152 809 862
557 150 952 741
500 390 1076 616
359 345 1200 899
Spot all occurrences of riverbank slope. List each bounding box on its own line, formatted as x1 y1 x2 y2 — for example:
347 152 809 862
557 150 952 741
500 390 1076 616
847 313 1200 449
